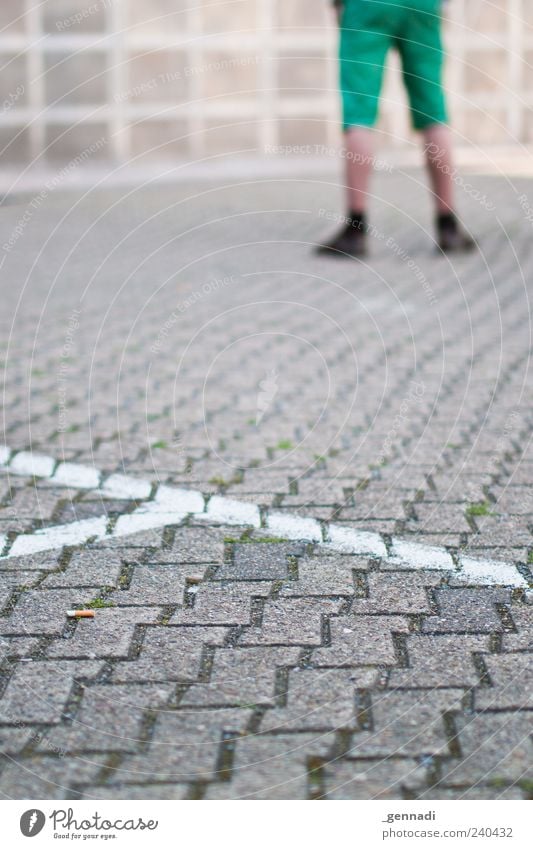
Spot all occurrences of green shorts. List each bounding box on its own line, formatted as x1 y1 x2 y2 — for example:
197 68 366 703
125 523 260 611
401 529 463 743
340 0 448 131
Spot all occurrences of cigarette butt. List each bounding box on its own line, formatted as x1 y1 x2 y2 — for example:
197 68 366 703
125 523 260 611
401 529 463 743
66 609 95 618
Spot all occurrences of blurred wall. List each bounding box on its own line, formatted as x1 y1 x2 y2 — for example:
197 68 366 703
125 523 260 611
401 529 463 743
0 0 530 167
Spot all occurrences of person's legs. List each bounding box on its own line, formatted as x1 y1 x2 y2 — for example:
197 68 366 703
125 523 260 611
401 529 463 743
422 122 455 213
398 0 475 249
316 1 392 256
344 126 375 215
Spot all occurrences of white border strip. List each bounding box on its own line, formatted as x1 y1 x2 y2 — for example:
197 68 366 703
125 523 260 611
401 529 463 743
0 447 529 588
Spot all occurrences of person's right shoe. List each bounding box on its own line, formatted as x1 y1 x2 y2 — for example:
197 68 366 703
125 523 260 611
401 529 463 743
436 212 476 253
315 214 368 258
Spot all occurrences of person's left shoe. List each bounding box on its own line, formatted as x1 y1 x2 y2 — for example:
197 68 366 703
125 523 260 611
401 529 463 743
436 212 477 253
315 212 368 258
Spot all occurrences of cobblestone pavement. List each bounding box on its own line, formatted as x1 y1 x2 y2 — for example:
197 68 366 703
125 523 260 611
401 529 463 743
0 168 532 799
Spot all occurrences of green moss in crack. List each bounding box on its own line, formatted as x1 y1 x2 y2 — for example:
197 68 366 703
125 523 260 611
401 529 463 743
465 501 494 518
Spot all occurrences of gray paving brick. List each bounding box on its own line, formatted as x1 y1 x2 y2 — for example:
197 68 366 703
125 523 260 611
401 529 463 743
348 690 464 757
239 598 341 646
0 755 109 799
351 572 443 615
203 733 335 799
216 542 301 580
502 605 533 651
323 758 426 799
475 653 533 709
280 553 365 596
441 714 533 786
389 634 490 688
46 608 161 659
115 709 252 782
182 646 300 707
0 588 103 636
147 527 226 564
111 625 227 683
171 582 271 626
41 684 173 753
41 550 123 588
81 783 190 799
422 588 510 633
0 661 103 723
313 615 409 666
0 727 35 755
261 668 377 731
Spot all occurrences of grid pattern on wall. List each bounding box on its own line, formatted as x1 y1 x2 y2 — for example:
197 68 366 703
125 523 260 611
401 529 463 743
0 0 531 165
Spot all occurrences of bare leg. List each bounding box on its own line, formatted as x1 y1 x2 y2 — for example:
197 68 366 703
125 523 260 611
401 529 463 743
344 126 375 213
422 123 455 213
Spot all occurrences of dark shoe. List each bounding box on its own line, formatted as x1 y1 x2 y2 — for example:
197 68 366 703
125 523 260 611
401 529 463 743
436 213 476 253
316 216 368 258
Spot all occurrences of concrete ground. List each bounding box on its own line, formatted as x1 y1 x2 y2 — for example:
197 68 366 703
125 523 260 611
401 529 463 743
0 165 531 799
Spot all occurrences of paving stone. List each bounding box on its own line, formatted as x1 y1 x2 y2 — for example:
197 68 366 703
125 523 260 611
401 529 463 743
0 755 109 799
1 636 41 658
203 733 335 799
81 783 190 799
215 543 300 580
348 690 464 757
46 607 161 659
40 550 123 588
239 598 341 646
108 564 194 605
171 582 271 626
111 626 228 682
41 684 173 753
422 588 510 633
0 570 44 610
0 661 103 723
115 709 252 782
351 572 443 614
502 605 533 650
261 668 377 731
182 646 300 706
389 634 490 688
0 727 35 755
280 553 364 596
0 552 61 572
91 528 164 548
323 758 426 799
313 615 410 666
0 587 103 636
147 527 226 564
414 786 524 800
475 653 533 709
413 504 472 533
0 487 66 522
441 714 533 785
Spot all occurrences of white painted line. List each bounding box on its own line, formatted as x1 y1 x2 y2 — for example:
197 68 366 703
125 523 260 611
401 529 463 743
457 556 528 588
391 538 454 571
324 524 388 558
52 462 101 489
9 451 55 478
200 496 261 528
266 512 322 542
5 517 108 558
100 473 152 500
154 484 205 513
113 509 187 537
0 445 528 589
